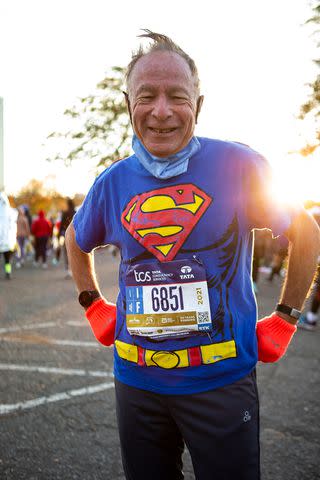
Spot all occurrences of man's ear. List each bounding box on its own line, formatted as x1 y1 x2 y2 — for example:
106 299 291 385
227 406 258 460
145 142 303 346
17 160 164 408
195 95 204 124
123 91 133 124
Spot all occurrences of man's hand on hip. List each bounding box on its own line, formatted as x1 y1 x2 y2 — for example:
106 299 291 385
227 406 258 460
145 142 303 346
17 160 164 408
85 298 116 346
256 313 297 363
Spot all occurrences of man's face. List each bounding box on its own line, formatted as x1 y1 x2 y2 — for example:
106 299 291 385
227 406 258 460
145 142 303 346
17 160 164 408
128 51 200 157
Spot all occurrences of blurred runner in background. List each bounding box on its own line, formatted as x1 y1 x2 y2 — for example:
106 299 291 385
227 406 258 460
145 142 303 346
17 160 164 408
57 198 76 278
16 206 31 268
31 210 52 269
268 235 289 282
252 230 271 293
0 192 17 280
22 205 34 260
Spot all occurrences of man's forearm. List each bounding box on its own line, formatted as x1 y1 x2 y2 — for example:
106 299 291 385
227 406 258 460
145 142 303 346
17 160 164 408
279 210 320 323
65 222 116 346
256 210 320 362
65 222 100 294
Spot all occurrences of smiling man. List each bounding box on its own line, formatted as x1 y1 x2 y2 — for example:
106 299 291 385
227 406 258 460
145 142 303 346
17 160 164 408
127 48 202 157
65 31 320 480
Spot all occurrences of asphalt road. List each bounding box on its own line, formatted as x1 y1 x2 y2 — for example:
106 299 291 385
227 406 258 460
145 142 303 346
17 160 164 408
0 250 319 479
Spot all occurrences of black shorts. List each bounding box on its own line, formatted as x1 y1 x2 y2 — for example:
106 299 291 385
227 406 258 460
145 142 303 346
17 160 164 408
115 370 260 480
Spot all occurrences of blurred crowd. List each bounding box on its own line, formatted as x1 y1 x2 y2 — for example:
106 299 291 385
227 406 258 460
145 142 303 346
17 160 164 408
0 192 77 279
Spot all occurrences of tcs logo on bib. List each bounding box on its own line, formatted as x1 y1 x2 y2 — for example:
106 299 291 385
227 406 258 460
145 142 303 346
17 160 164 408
133 270 151 283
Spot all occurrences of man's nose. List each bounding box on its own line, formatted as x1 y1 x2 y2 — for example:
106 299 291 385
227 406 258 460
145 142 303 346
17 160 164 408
151 95 172 120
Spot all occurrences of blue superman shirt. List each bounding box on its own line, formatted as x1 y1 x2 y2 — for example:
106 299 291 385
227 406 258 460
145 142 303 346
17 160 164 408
73 137 296 394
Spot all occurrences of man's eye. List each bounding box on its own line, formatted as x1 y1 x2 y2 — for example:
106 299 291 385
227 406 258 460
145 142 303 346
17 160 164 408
172 96 187 101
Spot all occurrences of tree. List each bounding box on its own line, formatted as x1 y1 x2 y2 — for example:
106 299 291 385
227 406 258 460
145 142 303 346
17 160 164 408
299 1 320 156
13 179 84 216
47 66 132 171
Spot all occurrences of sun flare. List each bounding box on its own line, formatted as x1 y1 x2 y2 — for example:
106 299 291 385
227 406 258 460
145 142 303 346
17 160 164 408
272 154 320 206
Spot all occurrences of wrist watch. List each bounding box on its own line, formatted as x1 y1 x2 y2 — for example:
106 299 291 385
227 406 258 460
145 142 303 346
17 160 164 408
78 290 101 309
276 303 301 320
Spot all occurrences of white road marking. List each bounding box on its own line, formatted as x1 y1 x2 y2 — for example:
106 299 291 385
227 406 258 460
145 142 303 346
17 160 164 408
0 323 113 415
0 336 101 348
0 320 87 334
51 339 101 348
0 322 57 334
0 382 114 415
66 320 86 327
0 364 113 378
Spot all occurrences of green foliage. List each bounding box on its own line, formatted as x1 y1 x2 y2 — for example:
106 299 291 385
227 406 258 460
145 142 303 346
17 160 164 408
299 1 320 155
47 66 132 171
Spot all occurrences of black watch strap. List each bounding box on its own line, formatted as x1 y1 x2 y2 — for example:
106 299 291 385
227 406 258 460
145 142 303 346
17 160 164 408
276 303 301 320
78 290 101 309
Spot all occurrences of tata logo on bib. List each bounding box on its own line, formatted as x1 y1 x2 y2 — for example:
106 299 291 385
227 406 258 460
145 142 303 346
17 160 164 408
181 266 192 274
134 270 151 283
180 265 194 280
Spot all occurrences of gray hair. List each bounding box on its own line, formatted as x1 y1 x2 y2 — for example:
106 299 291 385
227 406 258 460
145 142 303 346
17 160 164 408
125 29 200 96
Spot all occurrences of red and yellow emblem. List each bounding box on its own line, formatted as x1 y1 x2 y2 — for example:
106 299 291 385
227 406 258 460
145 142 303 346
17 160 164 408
121 184 212 261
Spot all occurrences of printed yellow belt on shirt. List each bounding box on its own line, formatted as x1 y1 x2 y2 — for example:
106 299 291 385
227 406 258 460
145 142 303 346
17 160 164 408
115 339 237 369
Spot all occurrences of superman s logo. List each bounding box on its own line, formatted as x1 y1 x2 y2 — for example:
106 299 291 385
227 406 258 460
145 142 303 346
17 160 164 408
121 184 212 261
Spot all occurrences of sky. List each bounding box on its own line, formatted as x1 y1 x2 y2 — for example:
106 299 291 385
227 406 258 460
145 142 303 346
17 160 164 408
0 0 319 201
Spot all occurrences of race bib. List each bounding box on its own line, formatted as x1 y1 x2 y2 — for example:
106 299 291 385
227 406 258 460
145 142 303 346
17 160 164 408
125 258 212 338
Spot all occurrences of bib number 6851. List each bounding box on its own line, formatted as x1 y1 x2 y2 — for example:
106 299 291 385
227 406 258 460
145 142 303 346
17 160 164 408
151 286 184 312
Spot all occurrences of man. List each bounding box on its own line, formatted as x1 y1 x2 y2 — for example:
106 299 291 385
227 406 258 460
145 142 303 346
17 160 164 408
65 31 320 480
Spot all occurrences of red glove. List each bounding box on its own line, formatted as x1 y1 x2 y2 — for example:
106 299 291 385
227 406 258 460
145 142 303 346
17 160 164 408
85 298 116 346
256 312 297 363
